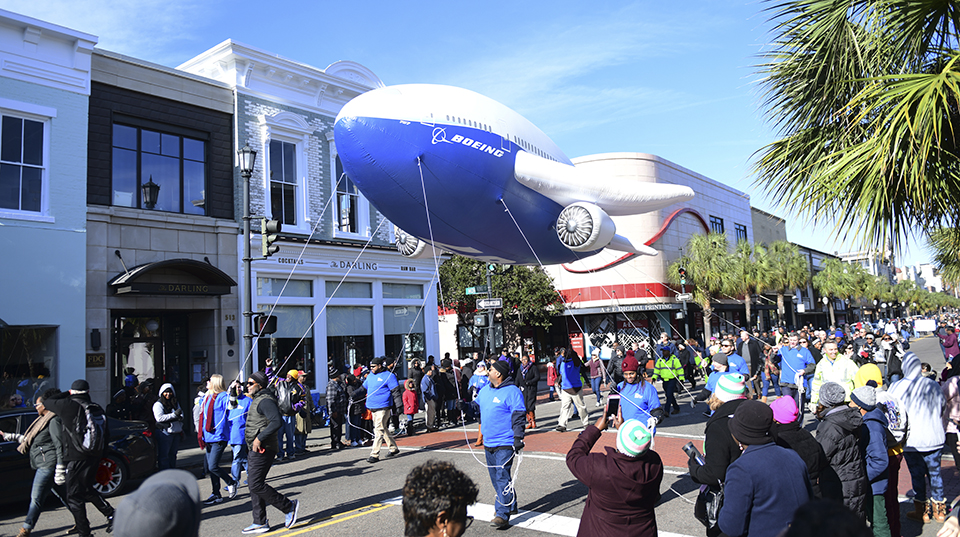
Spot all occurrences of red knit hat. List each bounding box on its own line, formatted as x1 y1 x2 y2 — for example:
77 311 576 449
622 355 640 372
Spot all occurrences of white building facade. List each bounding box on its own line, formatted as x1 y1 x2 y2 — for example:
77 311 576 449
179 42 441 391
0 10 96 397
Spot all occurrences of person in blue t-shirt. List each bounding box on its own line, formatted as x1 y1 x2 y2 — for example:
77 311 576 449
776 333 816 416
362 357 400 463
556 349 589 432
470 360 526 529
616 354 662 428
720 339 750 377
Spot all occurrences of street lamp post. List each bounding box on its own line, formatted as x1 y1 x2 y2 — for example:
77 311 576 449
239 146 257 378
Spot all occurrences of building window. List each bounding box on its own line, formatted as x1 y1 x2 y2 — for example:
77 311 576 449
709 215 724 234
333 155 369 237
0 115 45 212
269 139 297 226
735 223 748 242
111 124 206 214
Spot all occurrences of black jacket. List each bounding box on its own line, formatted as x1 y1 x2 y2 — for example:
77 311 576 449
688 399 745 488
816 405 869 521
43 391 103 462
773 420 841 500
517 363 540 412
736 339 764 375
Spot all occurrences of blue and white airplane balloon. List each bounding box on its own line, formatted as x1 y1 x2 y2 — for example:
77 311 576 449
334 84 694 265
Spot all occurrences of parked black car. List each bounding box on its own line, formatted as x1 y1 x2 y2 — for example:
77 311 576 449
0 407 157 504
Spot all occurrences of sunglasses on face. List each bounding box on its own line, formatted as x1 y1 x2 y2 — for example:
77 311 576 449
246 381 256 386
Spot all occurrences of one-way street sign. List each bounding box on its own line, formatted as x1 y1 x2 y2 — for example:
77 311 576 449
477 298 503 309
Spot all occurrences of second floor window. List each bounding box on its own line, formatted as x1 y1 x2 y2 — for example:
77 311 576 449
0 115 44 213
112 124 206 214
335 156 361 234
735 223 748 242
269 139 297 226
709 215 724 234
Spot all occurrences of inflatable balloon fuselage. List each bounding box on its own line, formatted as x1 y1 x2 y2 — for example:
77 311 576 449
334 84 694 265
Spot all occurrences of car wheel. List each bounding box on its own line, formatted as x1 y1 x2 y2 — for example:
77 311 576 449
94 454 127 497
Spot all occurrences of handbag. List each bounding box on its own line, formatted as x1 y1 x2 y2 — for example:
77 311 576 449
693 481 724 528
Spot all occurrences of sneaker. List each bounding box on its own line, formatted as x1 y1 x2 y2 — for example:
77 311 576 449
227 483 237 500
202 494 224 506
555 426 566 432
366 455 379 463
285 499 300 529
65 526 79 535
387 449 400 458
106 513 114 533
490 516 510 529
241 523 270 534
289 454 296 461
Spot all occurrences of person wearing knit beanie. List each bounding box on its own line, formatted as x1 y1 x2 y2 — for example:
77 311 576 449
566 409 663 536
854 363 883 389
818 382 847 408
770 395 799 424
617 354 663 427
850 386 876 412
715 374 747 403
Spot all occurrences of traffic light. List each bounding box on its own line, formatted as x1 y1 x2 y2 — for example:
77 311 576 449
261 218 281 258
487 263 497 273
678 266 687 285
256 314 277 335
473 314 488 327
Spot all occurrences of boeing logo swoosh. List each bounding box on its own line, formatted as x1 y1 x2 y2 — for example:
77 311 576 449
432 127 453 145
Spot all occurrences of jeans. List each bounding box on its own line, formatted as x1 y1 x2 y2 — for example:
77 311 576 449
294 432 306 453
888 373 902 385
781 385 805 419
347 413 362 442
24 466 64 530
663 379 678 412
278 416 295 457
230 443 248 482
548 385 555 401
370 408 397 456
485 447 517 520
156 429 180 470
204 441 235 496
247 449 294 525
590 377 602 404
762 373 782 397
65 457 113 537
903 449 944 502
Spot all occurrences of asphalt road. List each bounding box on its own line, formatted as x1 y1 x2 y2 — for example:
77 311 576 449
0 333 953 537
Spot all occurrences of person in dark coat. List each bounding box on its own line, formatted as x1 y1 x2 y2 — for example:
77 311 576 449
815 381 869 522
566 411 662 537
851 384 890 537
770 395 841 501
687 374 748 537
719 400 812 537
517 354 540 429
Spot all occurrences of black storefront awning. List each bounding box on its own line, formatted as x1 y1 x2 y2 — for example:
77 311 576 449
108 258 237 296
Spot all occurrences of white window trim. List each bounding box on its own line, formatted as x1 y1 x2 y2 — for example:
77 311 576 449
327 134 370 240
261 112 312 234
0 99 54 221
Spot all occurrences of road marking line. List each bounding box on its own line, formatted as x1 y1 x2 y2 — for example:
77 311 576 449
262 503 393 536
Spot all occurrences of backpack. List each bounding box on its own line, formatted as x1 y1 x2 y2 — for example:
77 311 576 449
276 381 301 417
875 391 908 447
70 400 107 456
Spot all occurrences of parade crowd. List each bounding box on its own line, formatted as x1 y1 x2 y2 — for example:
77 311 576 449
5 314 960 537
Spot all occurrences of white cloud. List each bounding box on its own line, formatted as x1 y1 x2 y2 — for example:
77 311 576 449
1 0 215 65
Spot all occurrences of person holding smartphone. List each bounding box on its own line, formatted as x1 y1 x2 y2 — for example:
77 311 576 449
616 354 663 428
565 403 663 536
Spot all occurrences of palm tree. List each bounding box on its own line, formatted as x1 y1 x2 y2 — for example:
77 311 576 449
729 240 769 331
812 258 851 328
929 228 960 290
668 232 734 342
765 241 809 328
754 0 960 256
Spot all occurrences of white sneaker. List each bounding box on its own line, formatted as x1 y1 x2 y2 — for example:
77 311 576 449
227 483 237 499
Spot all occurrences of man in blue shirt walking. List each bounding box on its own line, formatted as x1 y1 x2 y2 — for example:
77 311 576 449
471 360 526 529
363 357 400 463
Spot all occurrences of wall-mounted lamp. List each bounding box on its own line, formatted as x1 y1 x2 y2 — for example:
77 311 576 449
226 326 236 346
90 329 101 351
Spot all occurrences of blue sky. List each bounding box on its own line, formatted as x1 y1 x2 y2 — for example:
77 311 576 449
5 0 931 266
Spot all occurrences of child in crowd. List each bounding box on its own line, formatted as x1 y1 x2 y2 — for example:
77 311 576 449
402 379 418 435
